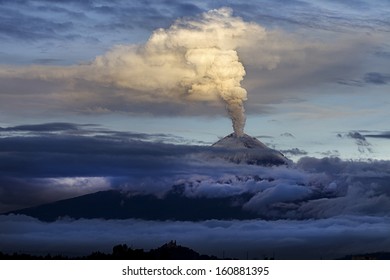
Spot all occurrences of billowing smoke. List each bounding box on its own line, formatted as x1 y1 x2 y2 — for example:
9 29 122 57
1 8 273 136
184 48 247 136
92 7 261 136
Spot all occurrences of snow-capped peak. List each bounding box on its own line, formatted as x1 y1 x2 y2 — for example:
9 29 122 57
211 133 290 166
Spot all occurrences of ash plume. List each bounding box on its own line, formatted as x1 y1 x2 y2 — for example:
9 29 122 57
0 8 281 134
95 7 255 135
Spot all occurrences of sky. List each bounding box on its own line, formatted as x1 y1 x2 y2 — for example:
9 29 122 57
0 0 389 160
0 0 390 259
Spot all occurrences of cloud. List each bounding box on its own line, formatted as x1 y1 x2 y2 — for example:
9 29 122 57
365 131 390 139
243 183 312 214
0 8 273 130
347 131 367 141
0 122 82 132
2 0 388 45
1 214 390 259
0 122 260 211
0 177 111 215
374 48 390 59
0 6 380 119
1 123 390 259
220 0 389 32
0 0 207 69
337 71 390 87
1 123 390 221
0 121 197 144
280 132 295 138
281 148 308 156
320 150 340 157
0 1 159 42
0 6 74 41
338 131 373 153
364 72 390 85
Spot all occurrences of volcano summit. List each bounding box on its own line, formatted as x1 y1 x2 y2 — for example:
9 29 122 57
212 133 289 166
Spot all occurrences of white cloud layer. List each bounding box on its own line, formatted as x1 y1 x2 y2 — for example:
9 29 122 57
1 214 389 259
0 127 389 259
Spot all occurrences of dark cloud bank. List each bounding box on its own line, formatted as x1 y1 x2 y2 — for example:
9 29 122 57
0 123 390 259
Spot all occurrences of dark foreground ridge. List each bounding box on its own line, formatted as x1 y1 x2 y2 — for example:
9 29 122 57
0 241 218 260
338 252 390 260
1 240 388 260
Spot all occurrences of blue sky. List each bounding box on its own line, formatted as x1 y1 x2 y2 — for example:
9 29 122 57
0 0 389 160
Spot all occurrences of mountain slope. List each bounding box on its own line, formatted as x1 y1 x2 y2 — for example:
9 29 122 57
211 133 289 166
9 189 258 222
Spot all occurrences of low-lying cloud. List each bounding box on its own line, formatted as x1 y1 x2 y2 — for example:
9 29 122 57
1 214 389 259
1 123 390 259
1 123 389 222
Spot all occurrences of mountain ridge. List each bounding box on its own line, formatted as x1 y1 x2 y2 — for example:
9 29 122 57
7 189 258 222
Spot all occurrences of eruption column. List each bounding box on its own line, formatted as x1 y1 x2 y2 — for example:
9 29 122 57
186 48 247 136
1 7 272 136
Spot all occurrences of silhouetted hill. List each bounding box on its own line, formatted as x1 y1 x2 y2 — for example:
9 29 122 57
3 242 387 260
0 241 217 260
8 188 258 222
339 252 390 260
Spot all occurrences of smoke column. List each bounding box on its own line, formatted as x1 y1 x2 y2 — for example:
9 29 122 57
92 7 264 136
1 8 277 135
185 48 247 136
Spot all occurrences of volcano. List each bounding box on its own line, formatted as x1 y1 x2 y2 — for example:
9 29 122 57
211 133 289 166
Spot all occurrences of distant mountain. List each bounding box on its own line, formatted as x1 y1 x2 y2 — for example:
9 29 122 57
211 133 290 166
8 188 258 222
6 134 292 222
